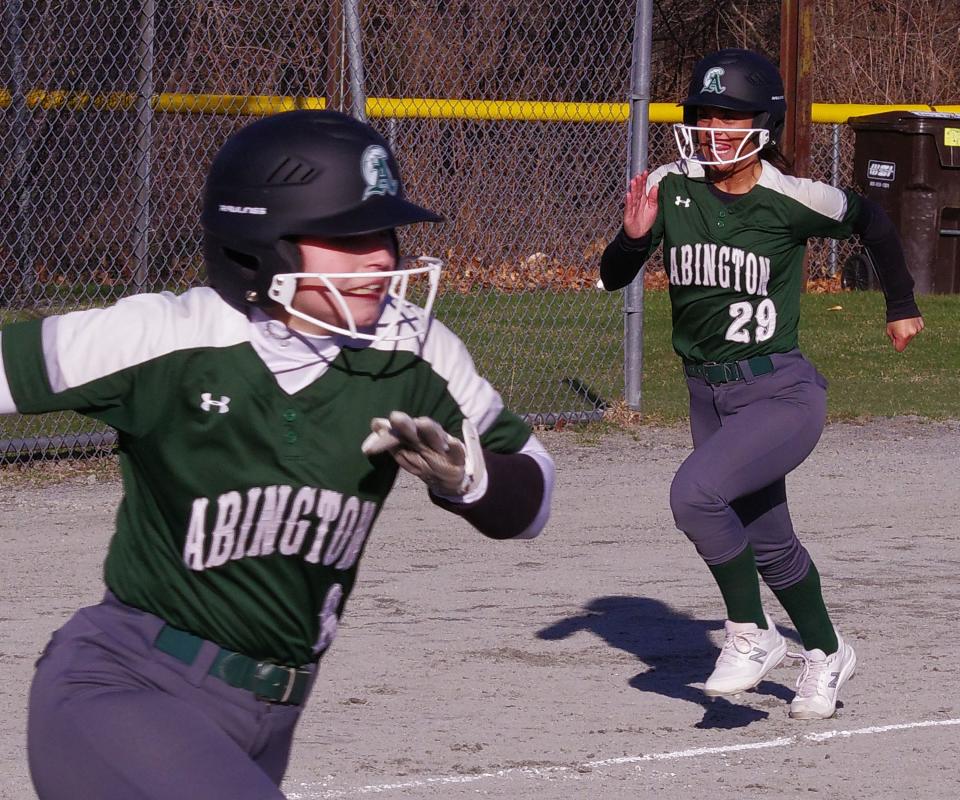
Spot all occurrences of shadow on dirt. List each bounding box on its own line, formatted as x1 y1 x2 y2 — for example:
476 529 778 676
537 595 800 730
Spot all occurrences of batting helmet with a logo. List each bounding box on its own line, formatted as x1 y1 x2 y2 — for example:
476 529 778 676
674 49 787 165
202 109 442 311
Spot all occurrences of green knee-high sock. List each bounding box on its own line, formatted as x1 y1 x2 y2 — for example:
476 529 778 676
707 545 767 628
772 562 839 654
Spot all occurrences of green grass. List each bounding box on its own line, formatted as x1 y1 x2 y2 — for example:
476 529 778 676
433 289 625 419
633 288 960 423
435 288 960 424
0 288 956 453
799 291 959 419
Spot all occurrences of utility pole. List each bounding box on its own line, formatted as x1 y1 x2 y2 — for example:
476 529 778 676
780 0 814 287
779 0 813 178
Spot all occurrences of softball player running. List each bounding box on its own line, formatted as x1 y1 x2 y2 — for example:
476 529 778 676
600 49 923 719
3 110 554 799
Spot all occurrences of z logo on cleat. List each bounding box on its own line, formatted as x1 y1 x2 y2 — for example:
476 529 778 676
748 647 768 663
828 671 840 688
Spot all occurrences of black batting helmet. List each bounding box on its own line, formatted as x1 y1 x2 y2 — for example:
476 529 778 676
201 109 442 308
680 49 787 146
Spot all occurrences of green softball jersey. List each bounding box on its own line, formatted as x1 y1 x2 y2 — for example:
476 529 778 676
645 161 861 363
1 287 530 665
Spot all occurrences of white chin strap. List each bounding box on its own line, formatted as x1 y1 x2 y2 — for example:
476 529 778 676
266 256 442 343
673 124 769 166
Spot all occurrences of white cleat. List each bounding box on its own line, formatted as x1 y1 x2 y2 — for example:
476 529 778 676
788 634 857 720
704 614 787 697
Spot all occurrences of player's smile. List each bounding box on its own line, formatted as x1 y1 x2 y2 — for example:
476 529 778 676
287 232 398 334
700 131 750 157
338 282 387 298
301 279 387 298
693 106 760 169
709 140 734 157
313 272 388 306
710 134 739 151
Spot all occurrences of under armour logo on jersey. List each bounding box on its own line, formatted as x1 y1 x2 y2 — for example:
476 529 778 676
702 66 726 94
200 393 231 414
675 196 691 207
361 145 399 200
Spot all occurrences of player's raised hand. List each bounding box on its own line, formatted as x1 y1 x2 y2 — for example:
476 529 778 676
623 170 659 239
886 316 924 352
361 410 485 497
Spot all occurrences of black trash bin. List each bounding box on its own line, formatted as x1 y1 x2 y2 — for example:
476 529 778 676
848 110 960 294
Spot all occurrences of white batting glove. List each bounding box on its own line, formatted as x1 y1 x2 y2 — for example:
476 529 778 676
361 410 485 497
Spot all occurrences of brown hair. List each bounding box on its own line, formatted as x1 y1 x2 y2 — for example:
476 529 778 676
760 145 793 175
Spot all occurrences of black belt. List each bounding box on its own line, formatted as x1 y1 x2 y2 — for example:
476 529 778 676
684 355 775 385
154 625 311 705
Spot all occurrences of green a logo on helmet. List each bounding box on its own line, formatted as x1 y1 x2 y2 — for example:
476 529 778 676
702 67 726 95
361 145 399 200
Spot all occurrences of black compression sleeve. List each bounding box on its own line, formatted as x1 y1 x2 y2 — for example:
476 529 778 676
430 450 545 540
853 197 921 322
599 227 652 291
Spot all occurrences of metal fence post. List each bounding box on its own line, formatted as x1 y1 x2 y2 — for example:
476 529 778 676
345 0 367 122
829 122 840 276
6 0 35 306
625 0 653 411
132 0 155 290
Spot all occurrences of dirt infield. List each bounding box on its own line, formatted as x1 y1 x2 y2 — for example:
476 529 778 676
2 418 959 799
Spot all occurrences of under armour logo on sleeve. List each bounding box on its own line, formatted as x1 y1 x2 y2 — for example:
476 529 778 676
200 393 231 413
675 196 691 207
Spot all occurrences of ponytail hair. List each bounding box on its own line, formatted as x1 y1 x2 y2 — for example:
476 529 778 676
760 144 793 175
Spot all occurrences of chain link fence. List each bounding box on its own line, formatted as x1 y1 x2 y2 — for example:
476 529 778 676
1 1 864 459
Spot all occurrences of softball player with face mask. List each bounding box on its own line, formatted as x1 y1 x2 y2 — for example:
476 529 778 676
2 110 554 799
600 49 923 719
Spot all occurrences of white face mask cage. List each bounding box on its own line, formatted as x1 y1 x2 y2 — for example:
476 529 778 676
672 124 769 166
267 255 443 343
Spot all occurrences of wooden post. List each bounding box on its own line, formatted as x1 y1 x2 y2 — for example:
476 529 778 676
780 0 814 286
779 0 813 178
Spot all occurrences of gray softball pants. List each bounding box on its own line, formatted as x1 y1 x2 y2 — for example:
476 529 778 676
669 349 828 590
28 592 315 800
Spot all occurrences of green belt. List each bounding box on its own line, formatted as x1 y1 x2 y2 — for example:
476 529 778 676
683 355 775 385
154 625 311 705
